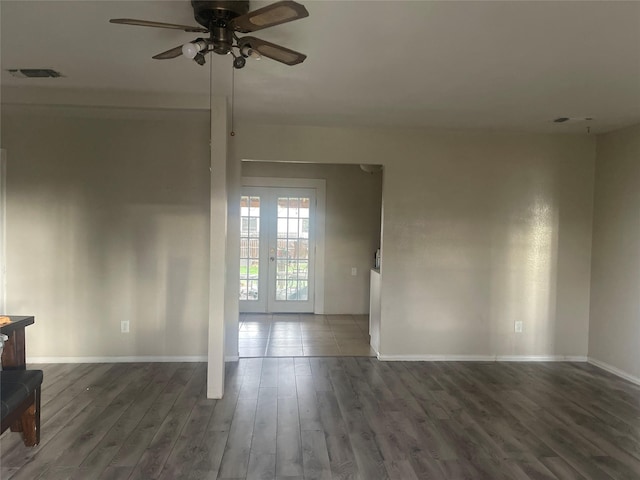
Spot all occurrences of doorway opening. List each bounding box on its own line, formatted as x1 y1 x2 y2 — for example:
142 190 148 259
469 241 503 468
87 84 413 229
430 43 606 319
237 163 383 358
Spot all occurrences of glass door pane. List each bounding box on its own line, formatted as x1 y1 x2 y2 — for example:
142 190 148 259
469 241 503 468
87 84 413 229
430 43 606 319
240 186 315 314
268 189 314 313
275 196 310 301
239 192 267 312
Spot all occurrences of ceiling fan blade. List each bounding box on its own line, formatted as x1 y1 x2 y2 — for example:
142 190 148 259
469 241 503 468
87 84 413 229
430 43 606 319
230 1 309 33
109 18 208 33
239 36 306 66
152 45 184 60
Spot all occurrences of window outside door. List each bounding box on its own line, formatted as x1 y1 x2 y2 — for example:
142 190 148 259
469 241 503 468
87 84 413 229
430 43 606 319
240 186 316 313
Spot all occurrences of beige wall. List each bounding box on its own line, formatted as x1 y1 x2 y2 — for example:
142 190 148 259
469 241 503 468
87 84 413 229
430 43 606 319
241 162 383 314
589 123 640 377
2 105 211 359
379 134 595 358
2 107 597 360
235 124 596 358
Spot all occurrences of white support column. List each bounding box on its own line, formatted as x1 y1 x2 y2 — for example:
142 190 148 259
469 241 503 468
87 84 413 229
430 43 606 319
207 55 233 399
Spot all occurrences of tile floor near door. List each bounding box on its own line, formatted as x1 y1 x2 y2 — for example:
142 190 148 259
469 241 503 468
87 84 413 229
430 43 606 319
239 314 376 357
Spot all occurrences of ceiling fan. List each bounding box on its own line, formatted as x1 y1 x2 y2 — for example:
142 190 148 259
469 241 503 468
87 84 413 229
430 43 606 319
110 0 308 69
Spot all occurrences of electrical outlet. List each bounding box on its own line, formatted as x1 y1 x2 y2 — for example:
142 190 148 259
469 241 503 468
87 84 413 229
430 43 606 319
121 320 130 333
514 321 523 333
351 267 357 276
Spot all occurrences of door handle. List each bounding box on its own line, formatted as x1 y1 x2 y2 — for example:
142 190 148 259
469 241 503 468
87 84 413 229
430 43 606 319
270 256 275 262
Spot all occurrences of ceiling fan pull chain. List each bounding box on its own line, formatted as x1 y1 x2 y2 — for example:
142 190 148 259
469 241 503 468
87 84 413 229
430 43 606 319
230 64 236 137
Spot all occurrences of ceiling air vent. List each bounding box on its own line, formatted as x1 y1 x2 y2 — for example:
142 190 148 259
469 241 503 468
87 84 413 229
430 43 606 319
553 117 593 123
7 69 63 78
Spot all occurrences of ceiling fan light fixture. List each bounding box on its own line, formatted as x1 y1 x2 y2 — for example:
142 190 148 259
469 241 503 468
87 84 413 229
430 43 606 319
233 56 246 69
240 44 261 60
182 39 207 59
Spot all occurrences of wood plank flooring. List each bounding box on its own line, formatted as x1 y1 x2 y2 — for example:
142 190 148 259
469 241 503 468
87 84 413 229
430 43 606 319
238 314 375 357
1 359 640 479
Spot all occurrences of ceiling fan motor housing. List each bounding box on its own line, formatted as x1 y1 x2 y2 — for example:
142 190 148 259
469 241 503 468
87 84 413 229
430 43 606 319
191 1 250 28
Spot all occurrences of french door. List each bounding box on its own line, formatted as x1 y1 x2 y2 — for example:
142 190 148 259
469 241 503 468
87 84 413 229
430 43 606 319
239 186 316 313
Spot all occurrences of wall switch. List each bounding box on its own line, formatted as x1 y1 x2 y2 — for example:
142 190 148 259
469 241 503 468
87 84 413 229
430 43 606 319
351 267 357 276
121 320 130 333
514 321 523 333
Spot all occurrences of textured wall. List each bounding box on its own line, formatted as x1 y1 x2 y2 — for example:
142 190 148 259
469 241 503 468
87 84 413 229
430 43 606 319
379 134 595 357
235 124 595 358
589 123 640 378
1 107 597 360
2 105 210 359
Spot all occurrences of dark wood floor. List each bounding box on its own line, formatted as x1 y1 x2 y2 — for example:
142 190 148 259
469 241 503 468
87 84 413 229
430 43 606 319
1 359 639 479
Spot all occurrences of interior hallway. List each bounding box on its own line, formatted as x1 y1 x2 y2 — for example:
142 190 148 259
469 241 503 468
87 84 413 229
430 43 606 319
238 314 375 357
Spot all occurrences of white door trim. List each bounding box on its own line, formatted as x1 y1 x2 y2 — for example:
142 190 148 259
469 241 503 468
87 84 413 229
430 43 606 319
242 176 326 314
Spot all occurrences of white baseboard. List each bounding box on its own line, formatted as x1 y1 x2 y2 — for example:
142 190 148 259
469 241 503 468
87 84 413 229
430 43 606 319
496 355 588 362
378 354 588 362
378 354 496 361
588 357 640 386
28 355 207 364
565 356 589 362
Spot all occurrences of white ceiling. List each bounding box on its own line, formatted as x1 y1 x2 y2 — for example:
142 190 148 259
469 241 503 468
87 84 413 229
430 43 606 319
2 0 639 133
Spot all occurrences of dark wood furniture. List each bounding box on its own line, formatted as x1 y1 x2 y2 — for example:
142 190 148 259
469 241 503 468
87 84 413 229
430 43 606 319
0 370 43 446
0 315 41 446
1 316 35 370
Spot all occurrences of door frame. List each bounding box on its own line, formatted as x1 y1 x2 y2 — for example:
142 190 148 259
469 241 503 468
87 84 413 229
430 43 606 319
241 176 326 314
